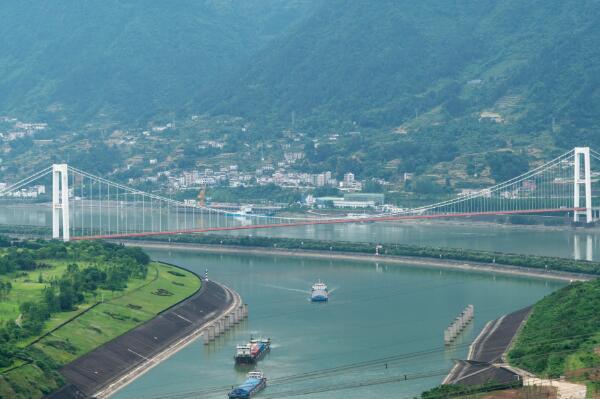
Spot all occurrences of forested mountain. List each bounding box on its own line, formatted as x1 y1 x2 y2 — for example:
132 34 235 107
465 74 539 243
0 0 314 125
209 0 600 146
2 0 600 179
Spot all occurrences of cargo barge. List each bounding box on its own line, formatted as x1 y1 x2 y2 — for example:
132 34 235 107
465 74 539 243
228 371 267 399
234 338 271 365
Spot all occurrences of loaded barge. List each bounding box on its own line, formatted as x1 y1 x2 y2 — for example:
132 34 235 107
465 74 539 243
228 371 267 399
234 338 271 365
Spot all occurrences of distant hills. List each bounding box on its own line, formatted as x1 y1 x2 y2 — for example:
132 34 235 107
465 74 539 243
208 0 600 146
0 0 314 125
2 0 600 173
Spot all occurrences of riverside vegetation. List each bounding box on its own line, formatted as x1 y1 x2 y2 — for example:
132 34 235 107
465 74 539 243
420 277 600 399
509 278 600 394
138 234 600 276
0 237 200 398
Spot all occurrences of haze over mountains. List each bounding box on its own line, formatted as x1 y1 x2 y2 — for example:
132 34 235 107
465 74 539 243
2 0 600 162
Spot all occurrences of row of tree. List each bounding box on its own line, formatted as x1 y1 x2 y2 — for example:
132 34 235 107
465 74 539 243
140 234 600 276
0 239 151 368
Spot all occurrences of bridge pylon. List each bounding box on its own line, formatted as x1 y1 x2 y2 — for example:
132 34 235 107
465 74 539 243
52 164 70 241
573 147 593 224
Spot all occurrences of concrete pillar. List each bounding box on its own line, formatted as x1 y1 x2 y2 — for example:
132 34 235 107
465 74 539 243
203 331 210 345
219 319 225 334
52 164 70 241
243 304 248 318
214 322 220 336
224 316 230 330
208 325 215 341
574 147 593 223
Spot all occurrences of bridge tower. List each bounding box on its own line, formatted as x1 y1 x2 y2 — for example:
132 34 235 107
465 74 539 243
52 164 70 241
573 147 593 224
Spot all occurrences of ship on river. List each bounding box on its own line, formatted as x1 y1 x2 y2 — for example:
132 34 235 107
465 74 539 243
228 370 267 399
234 338 271 365
310 281 328 302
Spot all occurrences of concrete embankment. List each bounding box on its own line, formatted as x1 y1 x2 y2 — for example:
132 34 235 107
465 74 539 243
47 273 242 399
443 307 532 386
121 240 595 283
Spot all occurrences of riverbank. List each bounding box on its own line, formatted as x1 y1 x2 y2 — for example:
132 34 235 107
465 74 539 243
49 275 241 399
0 241 204 399
120 240 595 282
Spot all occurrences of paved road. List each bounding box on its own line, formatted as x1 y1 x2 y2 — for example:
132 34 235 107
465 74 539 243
47 279 234 398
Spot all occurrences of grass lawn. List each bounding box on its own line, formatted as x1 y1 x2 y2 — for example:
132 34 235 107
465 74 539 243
32 262 199 364
0 257 200 399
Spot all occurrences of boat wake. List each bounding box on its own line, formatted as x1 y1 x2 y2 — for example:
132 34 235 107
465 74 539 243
261 284 309 295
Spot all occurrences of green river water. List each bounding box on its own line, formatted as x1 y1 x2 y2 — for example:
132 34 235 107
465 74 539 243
0 207 590 398
110 222 575 399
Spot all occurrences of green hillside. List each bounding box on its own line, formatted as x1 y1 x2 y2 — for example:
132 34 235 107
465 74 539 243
509 278 600 391
0 0 314 125
1 1 600 180
211 0 600 145
0 239 200 398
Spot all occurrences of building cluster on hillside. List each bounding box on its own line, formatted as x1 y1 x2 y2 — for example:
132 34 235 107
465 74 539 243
137 157 369 194
0 117 48 142
0 183 45 198
306 192 385 209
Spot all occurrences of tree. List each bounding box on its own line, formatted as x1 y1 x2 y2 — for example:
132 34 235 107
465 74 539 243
0 282 12 301
412 177 448 195
486 151 529 183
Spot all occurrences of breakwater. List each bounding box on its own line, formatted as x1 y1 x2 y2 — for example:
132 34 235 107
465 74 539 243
128 234 600 276
203 303 248 344
444 305 474 345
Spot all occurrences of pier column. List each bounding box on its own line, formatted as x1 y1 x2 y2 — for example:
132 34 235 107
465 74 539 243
52 164 70 241
243 304 248 318
574 147 593 223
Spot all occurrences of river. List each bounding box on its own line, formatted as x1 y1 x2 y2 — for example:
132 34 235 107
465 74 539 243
0 207 586 398
111 223 570 399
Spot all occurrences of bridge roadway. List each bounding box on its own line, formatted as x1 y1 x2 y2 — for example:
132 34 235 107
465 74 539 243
46 277 238 399
72 207 582 241
443 307 532 386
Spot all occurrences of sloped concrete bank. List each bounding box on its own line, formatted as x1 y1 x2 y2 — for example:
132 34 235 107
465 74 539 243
47 265 242 399
443 307 532 386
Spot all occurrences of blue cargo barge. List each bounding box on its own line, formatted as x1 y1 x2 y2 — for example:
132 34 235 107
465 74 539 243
228 371 267 399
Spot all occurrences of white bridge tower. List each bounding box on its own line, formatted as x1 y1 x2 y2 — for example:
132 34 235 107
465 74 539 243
573 147 593 224
52 164 70 241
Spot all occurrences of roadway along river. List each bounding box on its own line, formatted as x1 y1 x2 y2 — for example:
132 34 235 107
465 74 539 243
112 225 567 399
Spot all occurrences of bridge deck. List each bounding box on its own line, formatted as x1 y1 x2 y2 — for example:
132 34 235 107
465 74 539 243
72 208 581 241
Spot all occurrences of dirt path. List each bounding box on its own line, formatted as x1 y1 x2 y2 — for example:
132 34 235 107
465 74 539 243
523 377 587 399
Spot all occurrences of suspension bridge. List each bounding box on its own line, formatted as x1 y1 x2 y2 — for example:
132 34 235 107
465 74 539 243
1 147 599 242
